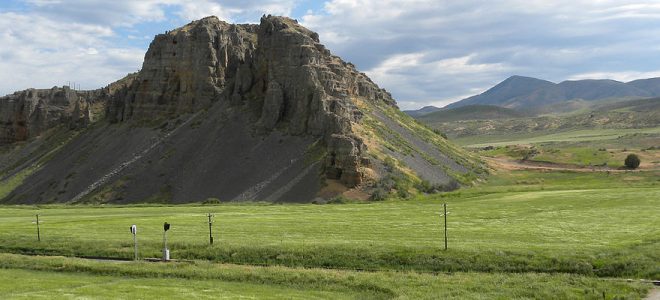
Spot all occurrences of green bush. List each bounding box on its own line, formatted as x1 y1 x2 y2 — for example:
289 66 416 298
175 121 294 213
202 198 221 205
369 188 389 201
624 154 640 169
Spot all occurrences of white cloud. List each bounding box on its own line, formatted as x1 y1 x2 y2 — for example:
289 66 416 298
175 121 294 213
302 0 660 108
568 71 660 83
177 1 237 22
365 52 512 109
0 0 299 95
0 12 144 94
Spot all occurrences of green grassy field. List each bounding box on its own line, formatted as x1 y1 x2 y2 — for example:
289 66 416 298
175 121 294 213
462 125 660 169
0 267 347 299
0 178 657 277
0 253 649 299
0 170 658 298
479 144 659 168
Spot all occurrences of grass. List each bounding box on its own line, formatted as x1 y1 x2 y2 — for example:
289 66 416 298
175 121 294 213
0 170 657 279
455 127 660 147
0 267 346 299
0 253 650 299
472 130 659 168
0 167 37 200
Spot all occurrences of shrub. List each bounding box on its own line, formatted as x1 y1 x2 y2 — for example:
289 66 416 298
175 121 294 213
396 189 411 199
416 180 433 193
383 157 396 171
327 196 349 204
202 198 221 205
370 188 389 201
624 154 641 169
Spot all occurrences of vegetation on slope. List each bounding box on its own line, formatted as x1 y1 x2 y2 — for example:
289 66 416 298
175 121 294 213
423 98 660 141
417 105 528 123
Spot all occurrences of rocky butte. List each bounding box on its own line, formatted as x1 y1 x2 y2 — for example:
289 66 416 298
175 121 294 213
0 16 484 204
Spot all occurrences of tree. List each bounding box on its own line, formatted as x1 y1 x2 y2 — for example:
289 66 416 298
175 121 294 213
624 154 641 169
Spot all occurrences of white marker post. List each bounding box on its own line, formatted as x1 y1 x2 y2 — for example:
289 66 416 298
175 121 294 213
130 225 138 261
163 222 170 261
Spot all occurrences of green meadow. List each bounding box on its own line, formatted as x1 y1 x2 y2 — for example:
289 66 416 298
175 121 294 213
0 169 658 298
0 253 649 299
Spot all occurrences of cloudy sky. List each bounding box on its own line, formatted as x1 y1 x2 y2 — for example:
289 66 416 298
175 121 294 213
2 0 660 109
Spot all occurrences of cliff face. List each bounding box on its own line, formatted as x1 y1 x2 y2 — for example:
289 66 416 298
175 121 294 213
0 87 92 144
107 18 258 122
107 16 398 187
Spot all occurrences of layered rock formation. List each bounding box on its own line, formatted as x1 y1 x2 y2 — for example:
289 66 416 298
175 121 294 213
0 72 138 145
1 16 481 204
0 86 91 144
107 16 398 187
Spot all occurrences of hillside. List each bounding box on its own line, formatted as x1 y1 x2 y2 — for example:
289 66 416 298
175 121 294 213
445 76 556 110
446 75 660 112
423 98 660 141
403 105 441 117
0 16 483 204
417 105 528 123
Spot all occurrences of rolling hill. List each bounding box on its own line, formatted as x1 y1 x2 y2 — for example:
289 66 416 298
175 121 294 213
445 75 660 112
416 105 528 123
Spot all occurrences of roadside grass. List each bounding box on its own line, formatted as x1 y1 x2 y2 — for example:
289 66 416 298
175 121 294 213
0 170 657 278
0 268 346 300
0 253 650 299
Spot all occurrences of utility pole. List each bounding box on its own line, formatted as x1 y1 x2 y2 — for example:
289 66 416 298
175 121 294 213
35 214 41 242
443 203 448 250
208 213 214 245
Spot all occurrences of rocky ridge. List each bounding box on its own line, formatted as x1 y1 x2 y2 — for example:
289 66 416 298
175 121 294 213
0 15 480 204
0 73 137 145
0 86 90 144
107 15 397 187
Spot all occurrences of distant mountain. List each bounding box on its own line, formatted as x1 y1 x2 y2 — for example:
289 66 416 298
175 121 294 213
417 105 528 123
446 75 660 112
445 76 555 110
404 105 441 117
627 77 660 95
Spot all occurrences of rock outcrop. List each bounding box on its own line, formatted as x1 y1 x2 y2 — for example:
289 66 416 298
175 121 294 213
1 73 138 145
107 15 398 187
0 86 90 144
1 15 482 204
